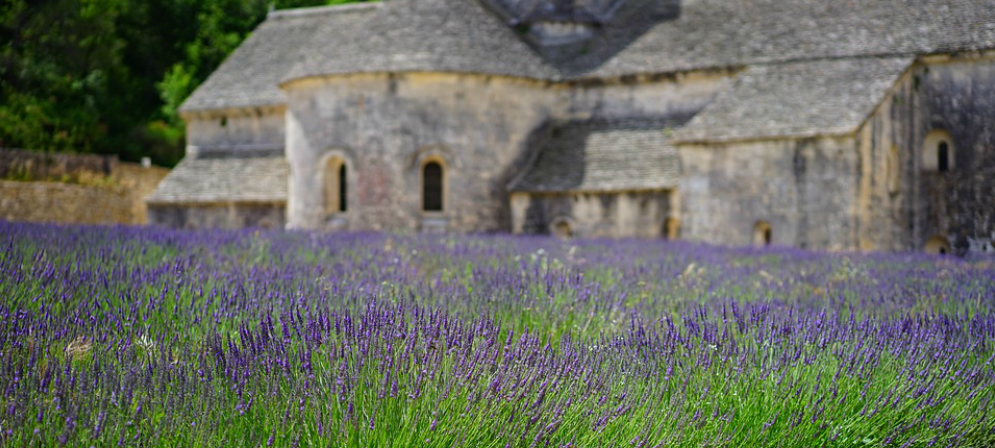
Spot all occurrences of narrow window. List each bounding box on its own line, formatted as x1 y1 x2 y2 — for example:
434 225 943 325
323 158 346 218
754 221 772 247
423 161 444 212
938 142 949 173
338 163 347 212
923 130 954 172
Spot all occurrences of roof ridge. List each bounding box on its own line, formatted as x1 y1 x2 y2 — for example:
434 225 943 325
267 2 380 20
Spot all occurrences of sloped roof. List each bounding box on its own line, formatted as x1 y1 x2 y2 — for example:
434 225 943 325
671 57 912 144
511 116 691 193
285 0 557 83
282 0 995 84
184 0 995 109
180 4 379 112
580 0 995 79
147 156 288 204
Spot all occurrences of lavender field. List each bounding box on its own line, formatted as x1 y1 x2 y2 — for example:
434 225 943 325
1 222 994 447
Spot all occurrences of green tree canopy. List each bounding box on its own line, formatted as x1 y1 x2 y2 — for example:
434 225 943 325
0 0 370 167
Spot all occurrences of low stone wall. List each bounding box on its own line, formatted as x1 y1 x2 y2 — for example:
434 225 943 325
0 149 169 225
511 190 675 238
0 181 135 225
0 149 117 181
148 203 285 230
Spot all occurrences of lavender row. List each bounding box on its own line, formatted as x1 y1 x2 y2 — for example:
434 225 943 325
0 221 993 446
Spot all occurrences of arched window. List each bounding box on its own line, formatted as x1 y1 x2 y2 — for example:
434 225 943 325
663 218 681 240
753 221 772 247
923 130 955 172
323 158 346 217
422 161 444 212
925 235 951 255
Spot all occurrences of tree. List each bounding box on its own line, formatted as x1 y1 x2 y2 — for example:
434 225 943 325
0 0 370 167
0 0 127 154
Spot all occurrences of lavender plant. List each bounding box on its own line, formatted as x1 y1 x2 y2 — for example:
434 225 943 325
0 221 993 447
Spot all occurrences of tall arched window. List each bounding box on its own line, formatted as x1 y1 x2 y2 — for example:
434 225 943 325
323 158 346 217
753 221 772 247
338 163 347 212
422 161 444 212
923 130 955 172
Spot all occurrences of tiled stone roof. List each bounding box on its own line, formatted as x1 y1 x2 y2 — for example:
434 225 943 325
285 0 557 83
511 116 692 193
187 0 995 109
147 155 288 204
290 0 995 82
671 57 912 144
180 4 379 112
578 0 995 79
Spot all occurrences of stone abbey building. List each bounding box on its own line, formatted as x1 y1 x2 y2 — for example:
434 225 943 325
148 0 995 254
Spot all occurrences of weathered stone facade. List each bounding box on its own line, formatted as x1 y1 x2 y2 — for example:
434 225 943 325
511 191 676 238
151 0 995 253
676 136 860 250
283 72 719 233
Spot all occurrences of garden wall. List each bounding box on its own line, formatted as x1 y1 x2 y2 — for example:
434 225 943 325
0 149 169 225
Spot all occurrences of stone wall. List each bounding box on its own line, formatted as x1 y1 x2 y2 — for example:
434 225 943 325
183 106 286 151
0 181 135 225
858 55 995 254
283 71 727 233
677 136 860 250
511 190 675 238
0 149 168 225
147 203 285 230
0 149 117 181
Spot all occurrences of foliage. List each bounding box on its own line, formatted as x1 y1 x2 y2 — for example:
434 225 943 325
1 222 994 447
0 0 370 167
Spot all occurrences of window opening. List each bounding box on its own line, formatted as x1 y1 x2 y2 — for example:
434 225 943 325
423 161 444 212
338 163 347 212
938 142 949 173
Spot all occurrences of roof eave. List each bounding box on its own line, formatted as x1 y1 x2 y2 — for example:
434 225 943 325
510 185 680 195
671 130 859 146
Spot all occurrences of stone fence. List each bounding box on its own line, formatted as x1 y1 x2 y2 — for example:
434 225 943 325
0 149 169 225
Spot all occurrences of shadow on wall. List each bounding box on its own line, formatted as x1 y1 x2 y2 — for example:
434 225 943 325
482 0 682 71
